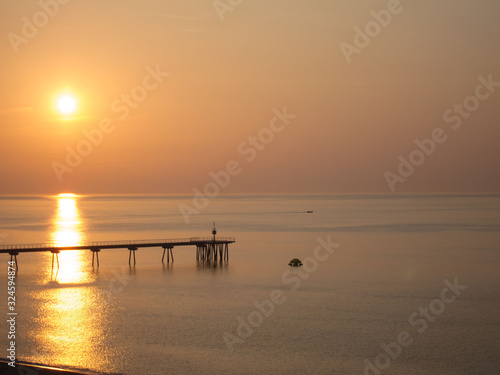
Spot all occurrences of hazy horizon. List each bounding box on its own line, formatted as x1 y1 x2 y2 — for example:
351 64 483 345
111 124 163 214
2 192 500 197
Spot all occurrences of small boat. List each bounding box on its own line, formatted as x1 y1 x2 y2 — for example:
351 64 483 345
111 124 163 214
307 210 313 213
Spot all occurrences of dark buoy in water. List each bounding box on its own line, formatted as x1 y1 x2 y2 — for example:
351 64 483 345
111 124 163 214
288 258 303 267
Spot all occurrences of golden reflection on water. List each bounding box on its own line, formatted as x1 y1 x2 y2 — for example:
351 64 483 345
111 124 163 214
51 193 84 247
33 194 112 371
49 194 89 284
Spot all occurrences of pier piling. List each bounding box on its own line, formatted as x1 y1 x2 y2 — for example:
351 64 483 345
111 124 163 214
9 252 19 271
128 247 138 266
91 248 101 267
51 250 60 270
162 246 174 264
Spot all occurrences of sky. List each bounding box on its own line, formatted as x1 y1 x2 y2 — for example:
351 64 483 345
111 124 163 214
0 0 499 195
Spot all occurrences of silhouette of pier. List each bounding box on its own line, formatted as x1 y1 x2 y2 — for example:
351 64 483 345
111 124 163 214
0 236 235 271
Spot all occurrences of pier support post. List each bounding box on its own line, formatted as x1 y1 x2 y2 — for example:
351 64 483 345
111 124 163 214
9 252 19 271
51 250 60 270
196 245 205 262
128 247 138 265
162 246 174 264
91 249 101 268
218 244 223 263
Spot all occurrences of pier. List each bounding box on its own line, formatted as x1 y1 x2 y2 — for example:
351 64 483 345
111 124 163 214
0 236 235 271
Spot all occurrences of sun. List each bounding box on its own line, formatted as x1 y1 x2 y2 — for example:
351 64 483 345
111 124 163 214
57 95 77 115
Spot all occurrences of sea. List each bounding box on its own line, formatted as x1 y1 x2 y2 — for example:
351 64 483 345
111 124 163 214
0 194 499 375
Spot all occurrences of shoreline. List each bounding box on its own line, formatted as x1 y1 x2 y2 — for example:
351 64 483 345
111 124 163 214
0 359 108 375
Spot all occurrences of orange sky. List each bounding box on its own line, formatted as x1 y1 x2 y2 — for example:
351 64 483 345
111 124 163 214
1 0 499 194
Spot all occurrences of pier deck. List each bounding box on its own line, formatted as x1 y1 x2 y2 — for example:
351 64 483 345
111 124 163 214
0 237 235 270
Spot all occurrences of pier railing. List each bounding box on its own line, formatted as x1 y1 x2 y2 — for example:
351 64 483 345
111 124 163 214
0 237 236 251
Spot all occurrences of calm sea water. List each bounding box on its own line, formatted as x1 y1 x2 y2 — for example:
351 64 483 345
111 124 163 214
0 194 499 375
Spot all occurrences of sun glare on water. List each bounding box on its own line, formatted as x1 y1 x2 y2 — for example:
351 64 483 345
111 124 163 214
58 193 78 198
52 194 84 248
49 193 88 284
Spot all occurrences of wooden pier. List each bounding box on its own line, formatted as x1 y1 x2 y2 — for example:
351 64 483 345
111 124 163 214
0 236 235 271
